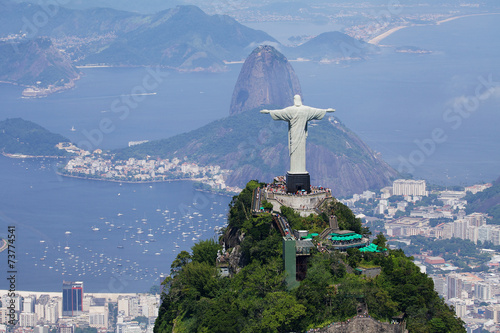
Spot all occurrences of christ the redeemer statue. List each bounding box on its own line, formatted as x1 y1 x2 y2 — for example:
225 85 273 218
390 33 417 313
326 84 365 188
261 95 335 192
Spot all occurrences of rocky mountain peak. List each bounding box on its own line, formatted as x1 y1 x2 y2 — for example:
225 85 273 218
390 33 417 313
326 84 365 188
229 45 302 116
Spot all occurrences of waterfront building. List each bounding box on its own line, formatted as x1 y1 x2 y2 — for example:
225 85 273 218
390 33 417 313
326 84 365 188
88 298 108 329
62 281 83 317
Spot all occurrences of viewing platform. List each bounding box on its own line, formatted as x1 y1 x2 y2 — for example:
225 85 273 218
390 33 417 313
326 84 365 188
253 176 333 217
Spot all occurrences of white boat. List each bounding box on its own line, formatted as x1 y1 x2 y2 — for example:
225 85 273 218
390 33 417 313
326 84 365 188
71 126 76 132
92 227 100 231
65 231 71 235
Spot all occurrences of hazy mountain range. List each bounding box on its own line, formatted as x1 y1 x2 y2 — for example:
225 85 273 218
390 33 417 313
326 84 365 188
10 0 500 15
0 0 378 90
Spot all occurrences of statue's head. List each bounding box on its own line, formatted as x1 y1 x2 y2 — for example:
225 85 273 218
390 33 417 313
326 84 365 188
294 94 302 107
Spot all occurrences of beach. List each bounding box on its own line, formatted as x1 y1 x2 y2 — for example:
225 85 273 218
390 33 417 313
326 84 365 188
369 12 500 45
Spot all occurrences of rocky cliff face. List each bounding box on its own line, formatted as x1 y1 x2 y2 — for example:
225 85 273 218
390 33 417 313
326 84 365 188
0 37 80 90
229 45 302 116
315 317 407 333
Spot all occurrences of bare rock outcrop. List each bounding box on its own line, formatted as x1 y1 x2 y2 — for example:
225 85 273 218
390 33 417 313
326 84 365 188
313 317 407 333
229 45 302 116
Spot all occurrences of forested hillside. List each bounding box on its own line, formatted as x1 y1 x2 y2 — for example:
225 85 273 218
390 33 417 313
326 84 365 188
0 118 70 156
154 181 465 332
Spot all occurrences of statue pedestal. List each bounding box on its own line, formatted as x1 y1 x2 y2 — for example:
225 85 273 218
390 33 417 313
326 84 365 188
286 172 310 193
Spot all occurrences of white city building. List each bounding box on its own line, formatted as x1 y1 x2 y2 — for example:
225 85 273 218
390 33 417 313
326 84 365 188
392 179 427 197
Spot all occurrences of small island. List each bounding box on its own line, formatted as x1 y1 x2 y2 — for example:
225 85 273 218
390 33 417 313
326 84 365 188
396 46 433 54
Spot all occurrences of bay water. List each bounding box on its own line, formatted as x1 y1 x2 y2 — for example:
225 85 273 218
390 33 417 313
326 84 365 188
1 14 499 292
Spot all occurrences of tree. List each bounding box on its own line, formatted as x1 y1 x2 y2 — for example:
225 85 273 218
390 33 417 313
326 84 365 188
259 292 307 332
174 261 219 299
346 248 362 268
192 239 221 266
262 200 273 211
373 232 387 250
170 251 191 275
328 200 362 233
149 285 161 295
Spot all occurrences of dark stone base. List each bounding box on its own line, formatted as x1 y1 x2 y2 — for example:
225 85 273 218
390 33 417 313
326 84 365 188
286 172 310 193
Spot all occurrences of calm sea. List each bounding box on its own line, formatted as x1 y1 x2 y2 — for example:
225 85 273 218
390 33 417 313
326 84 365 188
0 14 499 292
0 155 232 292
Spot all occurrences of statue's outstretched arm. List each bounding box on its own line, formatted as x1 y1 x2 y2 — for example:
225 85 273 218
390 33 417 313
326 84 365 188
260 107 287 114
310 107 335 112
260 107 291 121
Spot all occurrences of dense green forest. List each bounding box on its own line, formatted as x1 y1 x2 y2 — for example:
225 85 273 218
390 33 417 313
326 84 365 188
154 181 465 333
0 118 70 156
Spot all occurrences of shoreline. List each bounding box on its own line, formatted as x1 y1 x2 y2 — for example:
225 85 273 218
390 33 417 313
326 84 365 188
57 171 197 184
436 12 500 25
2 152 69 159
368 12 500 45
57 172 240 195
0 290 138 300
368 25 408 45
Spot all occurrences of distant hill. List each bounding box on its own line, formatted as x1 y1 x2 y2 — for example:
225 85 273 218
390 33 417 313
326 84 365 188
466 177 500 224
114 108 397 197
82 5 278 69
0 118 70 157
285 31 379 61
0 37 80 91
0 1 378 72
0 1 144 37
0 2 278 71
12 0 181 14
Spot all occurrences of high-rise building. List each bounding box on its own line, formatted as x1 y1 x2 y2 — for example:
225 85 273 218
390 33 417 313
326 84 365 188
89 298 108 329
23 295 36 313
392 179 427 197
466 213 487 227
19 312 37 327
117 297 129 317
62 281 83 317
475 283 492 301
447 274 460 300
453 219 469 240
485 305 500 323
46 301 60 324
